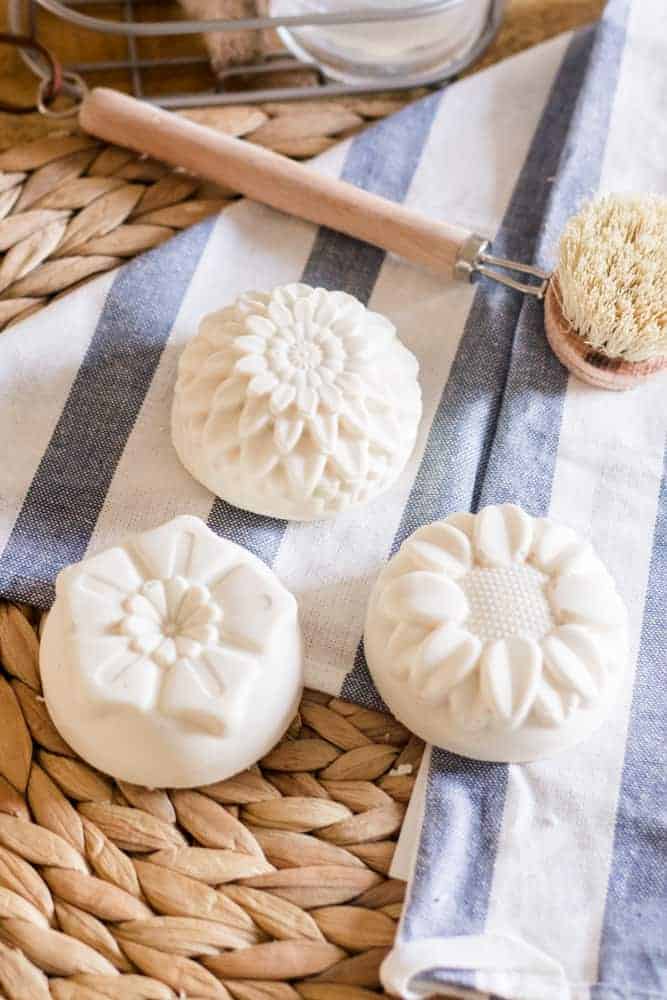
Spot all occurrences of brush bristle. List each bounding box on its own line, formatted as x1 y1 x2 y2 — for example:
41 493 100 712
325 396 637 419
556 193 667 363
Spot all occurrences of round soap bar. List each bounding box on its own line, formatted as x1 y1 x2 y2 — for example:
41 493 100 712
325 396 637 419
172 283 422 520
364 504 628 762
41 516 302 787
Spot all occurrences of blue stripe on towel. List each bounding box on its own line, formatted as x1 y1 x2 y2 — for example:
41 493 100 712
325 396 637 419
411 747 507 940
207 93 443 562
479 2 630 513
0 219 215 608
303 95 443 302
596 447 667 996
388 6 630 991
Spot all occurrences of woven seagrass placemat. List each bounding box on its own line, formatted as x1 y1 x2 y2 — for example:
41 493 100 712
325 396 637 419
0 602 422 999
0 0 604 332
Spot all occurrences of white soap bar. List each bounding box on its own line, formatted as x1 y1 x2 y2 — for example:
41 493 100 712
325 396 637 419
364 504 628 762
41 516 303 788
172 283 422 521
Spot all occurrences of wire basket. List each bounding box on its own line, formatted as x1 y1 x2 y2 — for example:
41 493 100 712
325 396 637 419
8 0 504 107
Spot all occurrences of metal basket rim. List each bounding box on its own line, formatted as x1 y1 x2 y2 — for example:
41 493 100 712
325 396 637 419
8 0 505 107
28 0 472 37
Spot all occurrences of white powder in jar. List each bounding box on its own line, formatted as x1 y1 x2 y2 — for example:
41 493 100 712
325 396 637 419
271 0 493 82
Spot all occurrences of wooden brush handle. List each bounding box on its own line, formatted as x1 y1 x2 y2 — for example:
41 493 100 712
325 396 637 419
79 88 471 278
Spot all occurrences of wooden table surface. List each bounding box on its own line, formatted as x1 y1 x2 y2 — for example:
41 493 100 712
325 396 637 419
0 0 604 149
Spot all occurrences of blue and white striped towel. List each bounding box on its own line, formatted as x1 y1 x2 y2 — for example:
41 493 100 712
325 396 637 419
0 0 664 996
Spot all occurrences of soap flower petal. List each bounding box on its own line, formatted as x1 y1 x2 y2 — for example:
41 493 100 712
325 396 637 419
158 659 226 736
380 571 469 629
405 523 472 579
274 416 305 455
285 449 328 499
234 334 268 356
541 624 606 704
529 518 580 574
61 546 143 632
309 412 338 453
549 573 626 628
248 372 279 397
448 672 489 732
241 427 281 478
235 353 268 377
385 622 429 681
531 679 567 728
473 503 533 567
211 562 296 654
530 518 603 577
479 637 542 729
445 511 476 539
96 648 161 713
239 396 272 438
331 438 369 481
269 383 297 415
415 626 482 703
211 376 247 413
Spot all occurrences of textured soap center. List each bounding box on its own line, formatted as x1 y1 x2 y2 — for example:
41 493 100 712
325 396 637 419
120 577 222 668
461 564 554 642
289 340 323 371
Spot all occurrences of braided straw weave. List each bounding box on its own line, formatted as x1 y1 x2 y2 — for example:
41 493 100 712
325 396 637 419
0 601 426 1000
0 94 422 334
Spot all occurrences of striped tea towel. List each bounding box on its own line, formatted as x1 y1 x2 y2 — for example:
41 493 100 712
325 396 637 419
0 0 665 997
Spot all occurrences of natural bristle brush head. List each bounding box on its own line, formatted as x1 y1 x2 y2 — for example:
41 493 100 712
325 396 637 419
545 193 667 390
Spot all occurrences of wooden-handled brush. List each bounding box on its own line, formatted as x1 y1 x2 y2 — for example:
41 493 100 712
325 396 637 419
80 87 666 390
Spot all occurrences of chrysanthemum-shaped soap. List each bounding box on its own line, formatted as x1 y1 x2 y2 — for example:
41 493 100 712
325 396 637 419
364 505 628 762
40 516 302 787
172 284 422 520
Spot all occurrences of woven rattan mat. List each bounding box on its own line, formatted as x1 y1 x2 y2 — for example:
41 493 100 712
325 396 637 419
0 4 603 997
0 603 421 999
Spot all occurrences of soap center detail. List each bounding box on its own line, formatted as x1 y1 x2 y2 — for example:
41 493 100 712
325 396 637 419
120 576 222 668
289 339 323 370
460 564 554 642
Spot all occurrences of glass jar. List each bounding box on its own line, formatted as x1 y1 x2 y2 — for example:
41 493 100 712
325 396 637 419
270 0 496 86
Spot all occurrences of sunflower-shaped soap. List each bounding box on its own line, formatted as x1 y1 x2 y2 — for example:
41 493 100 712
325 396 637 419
172 283 422 520
41 516 302 787
364 504 628 762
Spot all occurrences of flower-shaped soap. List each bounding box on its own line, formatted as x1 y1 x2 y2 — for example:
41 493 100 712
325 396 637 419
172 283 422 520
40 516 302 787
364 505 628 762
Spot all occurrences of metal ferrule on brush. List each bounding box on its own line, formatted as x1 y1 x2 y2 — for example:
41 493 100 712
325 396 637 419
455 233 550 298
